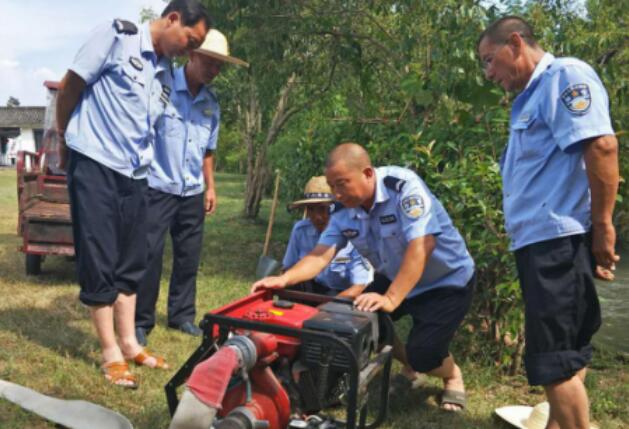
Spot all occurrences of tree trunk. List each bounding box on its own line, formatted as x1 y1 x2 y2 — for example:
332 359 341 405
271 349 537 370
508 327 525 376
243 76 263 218
243 73 300 219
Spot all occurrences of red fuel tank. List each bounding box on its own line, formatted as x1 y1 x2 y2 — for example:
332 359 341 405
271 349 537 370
209 292 319 359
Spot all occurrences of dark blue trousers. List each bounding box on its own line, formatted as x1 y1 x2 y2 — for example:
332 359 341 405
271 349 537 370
135 188 205 330
67 150 149 306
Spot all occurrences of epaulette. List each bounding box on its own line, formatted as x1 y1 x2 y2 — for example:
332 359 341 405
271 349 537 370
331 202 345 213
113 19 138 35
383 176 406 192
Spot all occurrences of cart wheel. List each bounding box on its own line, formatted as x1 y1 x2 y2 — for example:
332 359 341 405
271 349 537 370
26 254 42 275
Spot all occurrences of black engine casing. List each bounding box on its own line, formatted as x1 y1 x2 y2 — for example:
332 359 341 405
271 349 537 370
301 301 379 370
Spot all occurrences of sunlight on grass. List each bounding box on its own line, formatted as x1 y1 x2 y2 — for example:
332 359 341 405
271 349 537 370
0 168 627 428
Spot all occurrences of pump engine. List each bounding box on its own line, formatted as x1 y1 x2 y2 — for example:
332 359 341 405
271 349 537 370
166 289 393 429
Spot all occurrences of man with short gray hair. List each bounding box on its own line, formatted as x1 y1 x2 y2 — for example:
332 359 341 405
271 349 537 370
478 15 619 428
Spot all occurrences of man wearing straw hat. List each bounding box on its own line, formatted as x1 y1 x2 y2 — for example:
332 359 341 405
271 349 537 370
135 29 248 346
284 176 373 295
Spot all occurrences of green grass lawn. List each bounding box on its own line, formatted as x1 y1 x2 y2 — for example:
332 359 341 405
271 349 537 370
0 168 627 428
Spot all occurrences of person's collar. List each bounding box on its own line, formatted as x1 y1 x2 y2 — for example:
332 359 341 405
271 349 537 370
174 66 189 92
523 52 555 90
305 219 319 236
177 65 214 102
140 22 155 56
351 168 387 219
373 168 390 206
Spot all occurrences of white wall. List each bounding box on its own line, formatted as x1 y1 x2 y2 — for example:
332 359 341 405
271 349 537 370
8 128 37 160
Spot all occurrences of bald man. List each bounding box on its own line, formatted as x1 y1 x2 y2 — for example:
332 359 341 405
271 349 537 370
252 143 476 411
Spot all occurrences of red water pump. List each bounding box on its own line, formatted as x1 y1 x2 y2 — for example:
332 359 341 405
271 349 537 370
166 289 394 429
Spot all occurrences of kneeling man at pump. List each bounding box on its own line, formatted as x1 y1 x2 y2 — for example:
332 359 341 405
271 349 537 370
252 142 476 411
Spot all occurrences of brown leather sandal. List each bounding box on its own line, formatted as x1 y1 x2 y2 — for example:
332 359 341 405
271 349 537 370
130 348 169 369
101 361 138 389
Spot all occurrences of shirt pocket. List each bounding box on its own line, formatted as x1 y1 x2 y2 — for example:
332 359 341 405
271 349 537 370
351 236 380 269
196 122 214 153
511 113 547 160
329 257 350 278
380 224 405 259
120 63 147 90
162 109 185 140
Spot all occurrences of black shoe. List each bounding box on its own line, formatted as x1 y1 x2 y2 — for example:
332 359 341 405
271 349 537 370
169 321 202 337
135 327 149 346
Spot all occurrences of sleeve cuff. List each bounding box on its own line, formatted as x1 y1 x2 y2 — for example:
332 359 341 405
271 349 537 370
556 127 615 151
68 65 93 86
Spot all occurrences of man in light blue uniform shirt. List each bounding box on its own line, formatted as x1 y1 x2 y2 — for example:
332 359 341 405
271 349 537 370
253 143 475 411
282 176 373 295
479 16 619 428
56 0 210 387
135 30 249 345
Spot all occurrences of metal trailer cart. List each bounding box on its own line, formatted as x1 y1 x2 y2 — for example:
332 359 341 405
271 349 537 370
17 81 73 275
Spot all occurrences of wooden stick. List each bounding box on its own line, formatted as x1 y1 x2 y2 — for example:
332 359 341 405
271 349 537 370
262 170 281 256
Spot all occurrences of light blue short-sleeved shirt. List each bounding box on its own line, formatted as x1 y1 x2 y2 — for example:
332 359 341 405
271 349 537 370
283 219 373 291
319 166 475 299
148 65 220 196
65 20 171 179
501 53 615 250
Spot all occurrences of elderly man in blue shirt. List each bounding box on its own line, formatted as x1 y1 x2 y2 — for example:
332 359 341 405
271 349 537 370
478 16 619 428
253 143 476 411
282 176 373 295
56 0 210 388
134 30 248 346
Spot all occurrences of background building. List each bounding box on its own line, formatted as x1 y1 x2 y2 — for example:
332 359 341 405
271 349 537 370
0 107 45 166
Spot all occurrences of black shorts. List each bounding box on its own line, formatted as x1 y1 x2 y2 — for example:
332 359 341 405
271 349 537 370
515 233 601 386
67 150 149 306
365 273 475 373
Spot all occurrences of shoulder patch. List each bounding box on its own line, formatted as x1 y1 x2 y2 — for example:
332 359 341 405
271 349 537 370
383 176 406 192
560 83 591 115
400 195 425 219
114 19 138 35
342 229 359 239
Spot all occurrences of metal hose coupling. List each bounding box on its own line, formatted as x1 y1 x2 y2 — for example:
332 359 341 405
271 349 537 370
224 335 258 371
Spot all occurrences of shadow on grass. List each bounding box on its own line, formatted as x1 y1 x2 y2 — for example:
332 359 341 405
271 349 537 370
347 380 515 429
386 385 508 428
0 294 97 365
0 233 76 285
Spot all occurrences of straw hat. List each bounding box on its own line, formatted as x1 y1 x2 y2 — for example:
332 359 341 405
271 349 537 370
195 29 249 67
495 402 598 429
288 176 334 209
